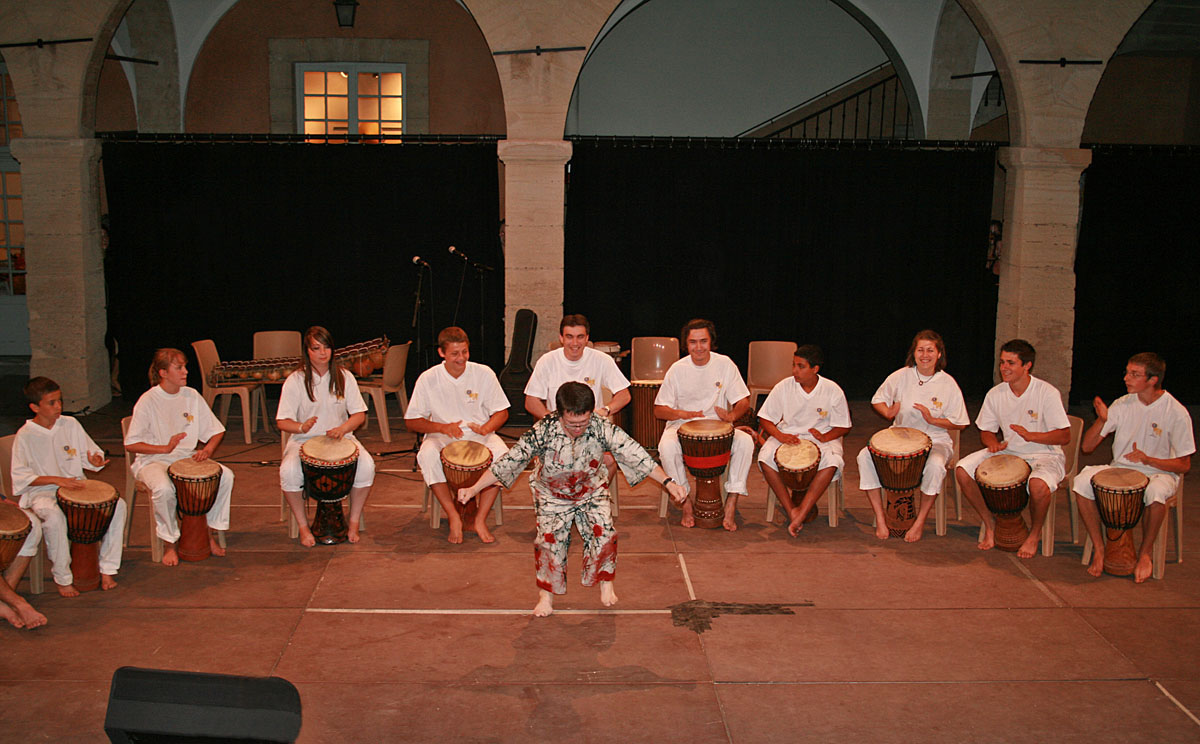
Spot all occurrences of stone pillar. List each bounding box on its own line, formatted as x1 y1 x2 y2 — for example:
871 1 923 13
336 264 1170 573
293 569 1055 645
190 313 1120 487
995 146 1091 399
497 139 572 359
9 137 110 410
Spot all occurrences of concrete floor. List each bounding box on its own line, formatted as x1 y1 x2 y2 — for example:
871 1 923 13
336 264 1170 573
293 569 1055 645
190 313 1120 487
1 397 1198 743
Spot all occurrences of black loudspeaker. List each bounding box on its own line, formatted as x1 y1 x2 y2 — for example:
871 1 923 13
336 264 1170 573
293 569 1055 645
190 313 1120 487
104 666 302 743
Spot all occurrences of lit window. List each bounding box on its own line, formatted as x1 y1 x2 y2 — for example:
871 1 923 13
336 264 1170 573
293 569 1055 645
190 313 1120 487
296 63 404 143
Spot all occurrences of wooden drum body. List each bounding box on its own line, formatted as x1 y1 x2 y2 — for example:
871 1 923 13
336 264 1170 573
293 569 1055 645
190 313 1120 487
0 501 32 573
440 440 493 532
630 380 666 450
1092 467 1149 576
56 480 119 591
868 427 932 537
678 420 734 529
168 458 222 562
300 436 359 545
775 440 820 524
976 454 1032 553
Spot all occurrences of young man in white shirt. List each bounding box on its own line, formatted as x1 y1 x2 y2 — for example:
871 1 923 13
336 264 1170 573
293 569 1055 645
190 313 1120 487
654 319 752 531
955 339 1070 558
1073 352 1193 582
405 327 510 544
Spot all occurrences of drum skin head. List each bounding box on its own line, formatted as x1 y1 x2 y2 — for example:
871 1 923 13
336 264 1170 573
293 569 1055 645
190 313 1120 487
57 479 118 505
301 436 358 463
776 440 819 470
1092 467 1149 491
679 420 734 438
442 440 491 468
168 458 222 480
977 454 1032 488
869 427 931 457
0 500 31 534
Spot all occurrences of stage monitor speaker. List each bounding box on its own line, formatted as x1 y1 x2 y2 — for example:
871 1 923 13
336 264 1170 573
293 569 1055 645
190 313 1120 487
104 666 302 743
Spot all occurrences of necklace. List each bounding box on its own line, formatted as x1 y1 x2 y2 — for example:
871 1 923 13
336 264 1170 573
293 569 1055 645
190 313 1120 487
915 368 934 386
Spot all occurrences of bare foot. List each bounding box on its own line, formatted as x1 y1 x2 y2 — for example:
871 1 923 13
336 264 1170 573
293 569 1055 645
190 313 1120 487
447 516 464 544
347 520 361 544
162 545 179 567
1086 549 1105 578
56 582 79 598
533 590 554 617
298 526 317 548
101 574 118 591
1017 533 1039 559
680 501 695 528
873 519 890 540
723 495 740 532
1134 554 1153 584
977 523 995 551
600 580 618 607
904 521 925 543
209 533 226 557
16 601 46 629
474 518 495 543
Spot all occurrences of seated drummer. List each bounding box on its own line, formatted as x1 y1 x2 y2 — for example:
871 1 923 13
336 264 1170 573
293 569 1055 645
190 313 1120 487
405 327 509 544
277 326 375 547
1073 353 1193 582
9 377 125 595
125 348 233 567
458 382 686 617
856 331 968 542
954 339 1069 557
757 345 852 537
655 319 752 531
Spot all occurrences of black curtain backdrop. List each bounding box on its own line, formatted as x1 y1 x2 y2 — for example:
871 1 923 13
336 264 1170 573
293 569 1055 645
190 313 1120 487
103 142 501 398
564 143 998 399
1073 149 1200 405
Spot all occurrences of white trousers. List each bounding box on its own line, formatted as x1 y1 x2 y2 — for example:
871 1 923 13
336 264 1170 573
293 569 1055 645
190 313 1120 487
658 424 754 496
137 461 233 543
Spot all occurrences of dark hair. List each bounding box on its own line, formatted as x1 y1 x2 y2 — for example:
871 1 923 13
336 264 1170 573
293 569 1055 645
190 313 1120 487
437 326 469 350
555 381 595 415
24 376 60 405
148 348 186 386
1128 352 1165 389
905 330 947 372
999 338 1036 368
559 314 590 335
794 344 824 369
680 318 716 350
301 326 346 402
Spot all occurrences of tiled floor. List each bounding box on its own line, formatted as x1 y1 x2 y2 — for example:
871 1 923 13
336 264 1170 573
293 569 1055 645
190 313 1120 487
2 398 1198 743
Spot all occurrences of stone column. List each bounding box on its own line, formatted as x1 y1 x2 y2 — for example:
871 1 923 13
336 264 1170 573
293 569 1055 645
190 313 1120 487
995 146 1092 399
9 137 110 410
497 139 572 360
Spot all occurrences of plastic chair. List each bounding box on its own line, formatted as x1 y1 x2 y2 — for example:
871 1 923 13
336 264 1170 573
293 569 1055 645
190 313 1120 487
357 342 412 443
192 340 270 444
253 331 302 360
746 341 797 410
0 434 45 594
1082 474 1184 580
280 430 366 539
630 337 680 381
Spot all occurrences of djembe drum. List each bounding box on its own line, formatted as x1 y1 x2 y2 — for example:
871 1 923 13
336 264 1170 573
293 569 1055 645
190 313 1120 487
440 440 494 532
1091 467 1149 576
775 440 821 524
0 501 32 573
629 380 665 450
168 458 223 561
56 480 119 591
678 420 734 529
868 427 932 537
299 436 359 545
975 454 1032 552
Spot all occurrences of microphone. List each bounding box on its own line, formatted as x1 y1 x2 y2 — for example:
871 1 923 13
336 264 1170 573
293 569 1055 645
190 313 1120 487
411 256 430 268
448 245 468 261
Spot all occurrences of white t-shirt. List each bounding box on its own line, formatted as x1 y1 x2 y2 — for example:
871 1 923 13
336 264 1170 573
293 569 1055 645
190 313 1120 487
975 376 1069 457
406 361 509 426
524 346 630 412
654 352 751 430
758 375 852 436
871 367 969 447
125 385 225 472
276 368 367 444
1102 391 1195 476
11 416 104 506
